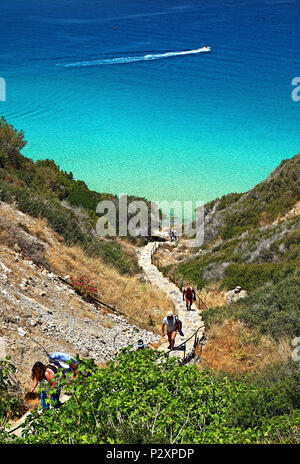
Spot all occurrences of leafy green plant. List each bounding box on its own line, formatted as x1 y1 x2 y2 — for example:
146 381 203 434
204 277 300 341
8 351 299 444
0 357 23 443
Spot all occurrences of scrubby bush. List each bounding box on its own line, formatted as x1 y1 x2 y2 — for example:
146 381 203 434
227 361 300 430
70 275 98 298
0 357 23 443
221 262 300 293
237 277 300 340
0 117 26 169
204 277 300 341
215 193 244 212
10 351 300 444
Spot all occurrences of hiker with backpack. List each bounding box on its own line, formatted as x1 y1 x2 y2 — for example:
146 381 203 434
31 352 79 409
183 284 196 310
31 362 62 410
162 311 183 350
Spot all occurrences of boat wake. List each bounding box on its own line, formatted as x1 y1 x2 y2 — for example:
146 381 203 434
63 47 211 68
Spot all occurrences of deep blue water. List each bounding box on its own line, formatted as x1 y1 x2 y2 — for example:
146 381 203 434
1 0 300 203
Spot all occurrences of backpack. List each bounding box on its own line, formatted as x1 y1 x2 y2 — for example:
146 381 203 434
48 352 78 373
185 286 193 298
174 315 182 331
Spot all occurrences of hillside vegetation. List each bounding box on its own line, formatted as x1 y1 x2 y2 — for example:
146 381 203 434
0 116 155 275
164 152 300 317
158 152 300 377
204 153 300 241
1 351 300 444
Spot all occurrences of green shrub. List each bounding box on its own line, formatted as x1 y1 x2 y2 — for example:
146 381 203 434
0 357 23 443
10 351 299 444
228 362 300 429
0 117 26 169
221 262 300 293
216 192 244 212
204 277 300 341
68 190 99 211
237 277 300 340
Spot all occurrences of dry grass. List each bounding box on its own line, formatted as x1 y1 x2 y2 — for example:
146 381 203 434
28 217 51 244
0 202 174 333
196 282 226 309
272 200 300 225
198 320 291 374
260 211 273 227
43 240 173 334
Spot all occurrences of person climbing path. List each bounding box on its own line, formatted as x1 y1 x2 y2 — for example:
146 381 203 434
162 311 183 350
8 355 80 437
182 284 196 311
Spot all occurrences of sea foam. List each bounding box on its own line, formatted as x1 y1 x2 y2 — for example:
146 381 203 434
63 47 211 68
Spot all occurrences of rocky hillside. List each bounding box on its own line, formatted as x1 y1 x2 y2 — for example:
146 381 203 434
204 153 300 242
157 154 300 373
0 201 174 397
164 153 300 293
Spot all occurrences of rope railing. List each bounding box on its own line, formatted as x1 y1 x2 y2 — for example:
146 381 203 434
194 291 209 311
162 325 206 362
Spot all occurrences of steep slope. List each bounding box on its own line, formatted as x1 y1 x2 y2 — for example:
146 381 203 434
158 154 300 373
165 153 300 293
0 201 175 396
204 153 300 242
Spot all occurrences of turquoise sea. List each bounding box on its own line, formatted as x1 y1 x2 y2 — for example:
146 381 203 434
1 0 300 203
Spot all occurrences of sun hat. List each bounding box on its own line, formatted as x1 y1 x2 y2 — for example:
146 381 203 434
24 391 40 405
166 311 173 317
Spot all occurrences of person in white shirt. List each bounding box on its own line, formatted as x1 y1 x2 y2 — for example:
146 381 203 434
162 311 178 350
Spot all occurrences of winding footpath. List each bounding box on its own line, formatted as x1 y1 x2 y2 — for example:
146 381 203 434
137 241 205 360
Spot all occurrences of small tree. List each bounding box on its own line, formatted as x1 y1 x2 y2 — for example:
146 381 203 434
0 116 26 169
